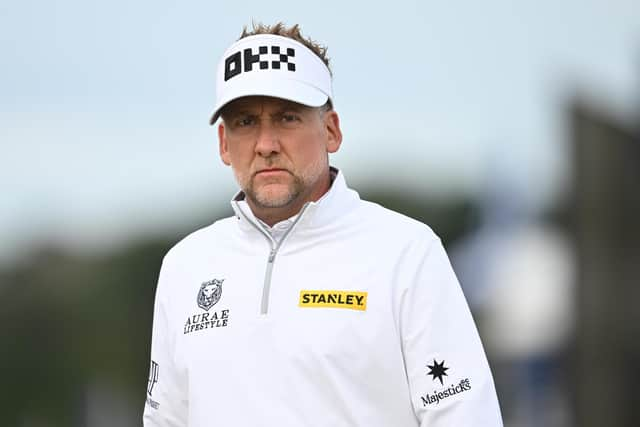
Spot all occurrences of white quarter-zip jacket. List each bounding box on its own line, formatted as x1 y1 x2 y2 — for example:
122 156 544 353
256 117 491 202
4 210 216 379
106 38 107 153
143 168 503 426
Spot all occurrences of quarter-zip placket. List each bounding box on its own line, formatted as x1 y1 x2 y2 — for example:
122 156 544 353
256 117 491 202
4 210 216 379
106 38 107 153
235 202 311 315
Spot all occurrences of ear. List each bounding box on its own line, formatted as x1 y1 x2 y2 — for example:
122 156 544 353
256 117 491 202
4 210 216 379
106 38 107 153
324 110 342 154
218 122 232 166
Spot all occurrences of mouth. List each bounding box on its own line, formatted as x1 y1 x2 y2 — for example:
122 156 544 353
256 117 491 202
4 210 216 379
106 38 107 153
254 168 290 177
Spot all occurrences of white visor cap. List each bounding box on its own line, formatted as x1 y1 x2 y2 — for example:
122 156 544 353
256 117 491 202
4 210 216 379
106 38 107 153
209 34 333 125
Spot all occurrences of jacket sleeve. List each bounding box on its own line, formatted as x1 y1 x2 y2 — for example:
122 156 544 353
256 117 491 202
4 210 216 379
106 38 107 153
399 236 503 426
143 258 188 427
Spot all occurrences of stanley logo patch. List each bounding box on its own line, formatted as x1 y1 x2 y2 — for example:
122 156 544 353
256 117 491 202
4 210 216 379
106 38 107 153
299 290 367 311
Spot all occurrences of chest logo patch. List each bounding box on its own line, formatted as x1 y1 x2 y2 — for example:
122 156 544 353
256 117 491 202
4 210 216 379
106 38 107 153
184 278 230 335
299 290 367 311
197 278 223 311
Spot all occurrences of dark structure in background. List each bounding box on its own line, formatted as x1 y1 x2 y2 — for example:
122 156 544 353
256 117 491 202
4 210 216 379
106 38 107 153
0 242 170 427
570 99 640 427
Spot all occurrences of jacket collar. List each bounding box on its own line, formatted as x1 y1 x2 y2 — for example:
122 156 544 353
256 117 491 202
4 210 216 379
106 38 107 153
230 167 360 233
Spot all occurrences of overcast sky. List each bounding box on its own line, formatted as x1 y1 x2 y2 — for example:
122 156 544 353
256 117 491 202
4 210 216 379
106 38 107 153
1 0 639 264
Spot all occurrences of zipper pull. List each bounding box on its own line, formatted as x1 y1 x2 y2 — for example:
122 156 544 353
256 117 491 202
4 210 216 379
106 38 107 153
268 249 276 263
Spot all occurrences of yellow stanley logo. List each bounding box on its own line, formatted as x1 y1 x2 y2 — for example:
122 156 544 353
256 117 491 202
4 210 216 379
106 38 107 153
298 290 367 311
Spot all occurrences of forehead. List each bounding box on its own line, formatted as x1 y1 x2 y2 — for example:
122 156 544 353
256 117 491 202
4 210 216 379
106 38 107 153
221 96 311 116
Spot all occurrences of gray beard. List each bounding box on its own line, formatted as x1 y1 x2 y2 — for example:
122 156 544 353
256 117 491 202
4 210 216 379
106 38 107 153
244 176 305 209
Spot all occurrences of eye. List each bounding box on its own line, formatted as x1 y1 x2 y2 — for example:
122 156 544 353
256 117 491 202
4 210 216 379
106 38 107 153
279 113 301 125
234 116 256 127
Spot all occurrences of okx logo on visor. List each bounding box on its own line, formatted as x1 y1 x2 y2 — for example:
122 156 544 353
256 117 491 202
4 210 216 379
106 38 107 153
224 45 296 81
209 34 333 124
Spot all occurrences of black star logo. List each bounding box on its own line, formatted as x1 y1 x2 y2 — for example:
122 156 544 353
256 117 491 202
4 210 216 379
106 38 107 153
427 359 449 385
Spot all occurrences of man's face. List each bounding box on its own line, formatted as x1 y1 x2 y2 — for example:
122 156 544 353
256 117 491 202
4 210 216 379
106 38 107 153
218 96 342 217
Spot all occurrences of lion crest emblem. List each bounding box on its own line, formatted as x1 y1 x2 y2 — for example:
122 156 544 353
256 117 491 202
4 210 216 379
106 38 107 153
197 278 223 311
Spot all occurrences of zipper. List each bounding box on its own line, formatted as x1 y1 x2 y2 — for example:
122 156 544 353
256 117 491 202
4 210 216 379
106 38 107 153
235 202 311 315
261 248 277 314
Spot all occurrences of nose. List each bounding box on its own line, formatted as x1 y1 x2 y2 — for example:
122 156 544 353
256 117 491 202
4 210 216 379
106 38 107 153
254 122 280 157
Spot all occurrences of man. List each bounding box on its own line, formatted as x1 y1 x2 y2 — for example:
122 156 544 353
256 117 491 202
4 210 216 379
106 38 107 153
144 23 503 426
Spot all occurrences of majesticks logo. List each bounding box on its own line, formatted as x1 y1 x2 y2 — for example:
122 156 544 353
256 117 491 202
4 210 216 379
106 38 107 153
420 359 472 407
421 378 472 407
427 359 449 385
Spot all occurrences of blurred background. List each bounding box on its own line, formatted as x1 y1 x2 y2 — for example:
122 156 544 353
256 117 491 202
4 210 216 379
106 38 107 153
1 1 639 426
